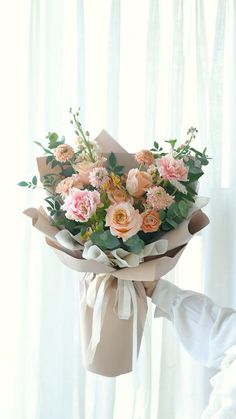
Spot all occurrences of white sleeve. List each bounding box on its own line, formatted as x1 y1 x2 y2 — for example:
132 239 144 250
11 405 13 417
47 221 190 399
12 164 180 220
152 279 236 369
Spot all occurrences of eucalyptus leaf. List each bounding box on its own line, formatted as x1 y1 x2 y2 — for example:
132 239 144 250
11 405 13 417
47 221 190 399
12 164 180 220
178 200 189 217
123 235 145 255
18 181 29 187
91 230 121 251
32 176 37 186
165 218 179 229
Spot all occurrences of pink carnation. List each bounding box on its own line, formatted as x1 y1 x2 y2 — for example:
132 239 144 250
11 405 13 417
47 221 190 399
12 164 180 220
156 154 188 181
146 186 174 210
62 188 100 222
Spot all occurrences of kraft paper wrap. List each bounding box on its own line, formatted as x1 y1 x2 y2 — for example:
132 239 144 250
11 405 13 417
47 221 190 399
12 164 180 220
79 274 148 376
24 130 210 376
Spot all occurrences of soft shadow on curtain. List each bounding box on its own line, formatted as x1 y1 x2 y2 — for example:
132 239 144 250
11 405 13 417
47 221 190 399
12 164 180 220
1 1 236 418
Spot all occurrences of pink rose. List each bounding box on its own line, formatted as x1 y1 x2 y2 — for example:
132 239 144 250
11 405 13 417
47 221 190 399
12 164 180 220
156 154 189 181
126 169 153 198
62 188 100 222
105 202 142 241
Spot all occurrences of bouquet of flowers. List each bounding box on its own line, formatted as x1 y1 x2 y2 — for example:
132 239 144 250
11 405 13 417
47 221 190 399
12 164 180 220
20 109 210 376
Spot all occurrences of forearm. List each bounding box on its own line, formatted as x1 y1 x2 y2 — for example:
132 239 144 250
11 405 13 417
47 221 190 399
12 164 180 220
152 279 236 368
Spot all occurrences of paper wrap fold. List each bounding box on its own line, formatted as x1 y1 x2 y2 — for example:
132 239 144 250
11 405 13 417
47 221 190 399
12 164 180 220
24 130 210 377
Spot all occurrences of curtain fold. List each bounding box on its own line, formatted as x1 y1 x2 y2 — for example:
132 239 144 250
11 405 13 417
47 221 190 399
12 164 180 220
1 1 235 418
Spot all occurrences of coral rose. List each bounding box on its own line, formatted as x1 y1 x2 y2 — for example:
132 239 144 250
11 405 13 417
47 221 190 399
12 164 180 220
126 169 153 198
105 202 142 241
135 149 154 166
141 210 161 233
62 188 100 222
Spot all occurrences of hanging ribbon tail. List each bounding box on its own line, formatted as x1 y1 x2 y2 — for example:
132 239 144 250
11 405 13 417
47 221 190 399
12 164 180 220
86 274 111 365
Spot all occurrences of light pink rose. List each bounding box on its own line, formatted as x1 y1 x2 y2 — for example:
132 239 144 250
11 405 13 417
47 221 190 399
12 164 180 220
156 154 189 181
62 188 100 222
105 202 142 241
126 169 153 198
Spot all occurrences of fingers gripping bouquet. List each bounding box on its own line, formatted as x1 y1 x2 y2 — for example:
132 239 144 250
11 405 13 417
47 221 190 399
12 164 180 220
20 109 210 376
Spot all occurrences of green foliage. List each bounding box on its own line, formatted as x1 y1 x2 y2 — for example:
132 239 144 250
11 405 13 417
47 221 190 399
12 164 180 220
90 230 121 251
42 174 60 188
107 152 124 176
44 195 63 218
18 176 38 189
165 138 177 149
123 235 145 254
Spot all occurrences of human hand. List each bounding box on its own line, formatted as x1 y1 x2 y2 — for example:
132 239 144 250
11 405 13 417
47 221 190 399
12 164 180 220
142 279 160 298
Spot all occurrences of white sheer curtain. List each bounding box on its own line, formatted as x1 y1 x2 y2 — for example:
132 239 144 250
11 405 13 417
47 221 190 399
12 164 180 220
1 1 236 418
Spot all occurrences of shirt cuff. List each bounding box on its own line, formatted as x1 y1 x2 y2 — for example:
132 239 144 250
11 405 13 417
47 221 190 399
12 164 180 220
151 279 184 319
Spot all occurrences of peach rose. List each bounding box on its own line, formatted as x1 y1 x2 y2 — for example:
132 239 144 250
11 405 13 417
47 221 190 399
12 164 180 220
141 209 161 233
108 188 130 204
126 169 153 198
105 202 142 241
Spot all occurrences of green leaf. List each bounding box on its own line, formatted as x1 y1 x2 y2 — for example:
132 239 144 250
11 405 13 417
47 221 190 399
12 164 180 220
45 198 54 208
123 235 145 255
34 141 53 155
167 202 180 218
188 172 204 182
32 176 37 186
165 139 177 149
114 165 124 172
154 141 159 149
178 200 189 218
55 201 61 210
161 222 173 231
159 210 166 221
165 218 179 229
60 167 75 177
18 181 29 187
48 132 58 148
46 155 54 165
103 230 121 249
91 230 121 250
108 152 117 168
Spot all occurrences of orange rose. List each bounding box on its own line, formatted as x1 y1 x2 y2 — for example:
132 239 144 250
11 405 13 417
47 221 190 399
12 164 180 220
126 169 153 198
141 209 161 233
105 202 142 241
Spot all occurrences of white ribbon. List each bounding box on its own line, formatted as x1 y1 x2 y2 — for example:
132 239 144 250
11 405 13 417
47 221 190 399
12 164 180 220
85 273 147 369
86 273 111 364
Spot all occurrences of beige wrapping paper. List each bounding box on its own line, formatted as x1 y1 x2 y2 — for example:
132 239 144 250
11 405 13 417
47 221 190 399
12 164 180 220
24 206 209 376
80 275 147 377
24 130 210 376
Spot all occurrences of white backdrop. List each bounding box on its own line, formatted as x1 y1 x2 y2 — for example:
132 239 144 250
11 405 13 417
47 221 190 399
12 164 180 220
1 0 236 418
